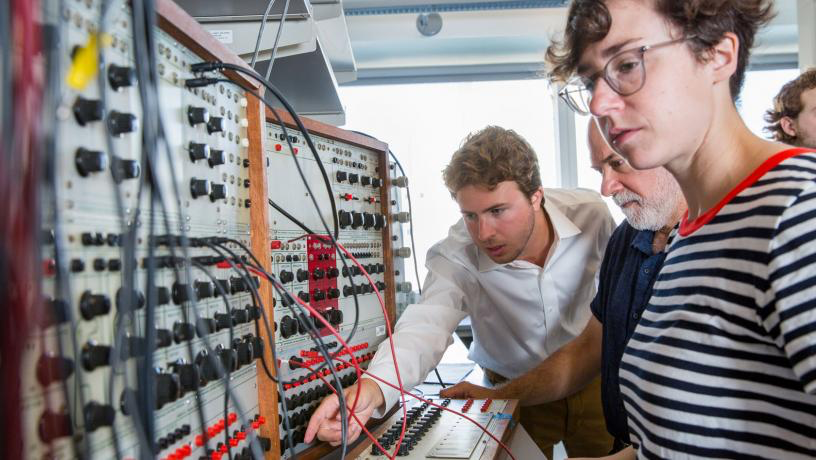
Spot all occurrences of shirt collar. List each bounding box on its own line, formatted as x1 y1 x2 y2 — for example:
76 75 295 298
477 195 583 272
630 225 655 255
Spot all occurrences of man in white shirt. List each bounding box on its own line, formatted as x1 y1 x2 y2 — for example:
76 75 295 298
305 125 616 457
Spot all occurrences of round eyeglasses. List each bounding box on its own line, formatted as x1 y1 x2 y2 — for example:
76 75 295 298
558 37 692 115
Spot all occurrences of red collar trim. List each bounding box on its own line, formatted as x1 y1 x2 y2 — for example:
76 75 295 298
679 148 813 237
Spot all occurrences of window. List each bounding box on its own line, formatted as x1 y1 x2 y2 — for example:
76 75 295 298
339 79 557 287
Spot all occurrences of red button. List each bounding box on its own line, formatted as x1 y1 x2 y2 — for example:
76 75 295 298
252 421 260 430
270 240 282 249
258 416 266 424
182 445 191 455
229 438 239 447
195 435 204 446
293 147 299 154
275 144 282 151
228 413 237 424
343 193 353 201
237 432 246 440
211 453 222 460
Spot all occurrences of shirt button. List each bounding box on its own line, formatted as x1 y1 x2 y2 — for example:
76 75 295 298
644 268 650 274
632 312 640 320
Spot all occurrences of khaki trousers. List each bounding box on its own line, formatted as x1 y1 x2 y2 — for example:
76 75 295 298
485 370 613 459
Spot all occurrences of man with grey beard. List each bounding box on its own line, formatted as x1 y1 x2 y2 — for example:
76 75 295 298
440 120 686 453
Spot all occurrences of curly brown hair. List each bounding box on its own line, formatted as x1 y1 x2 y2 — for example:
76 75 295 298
764 69 816 144
443 126 542 199
546 0 775 101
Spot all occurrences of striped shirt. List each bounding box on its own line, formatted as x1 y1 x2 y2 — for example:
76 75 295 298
620 148 816 459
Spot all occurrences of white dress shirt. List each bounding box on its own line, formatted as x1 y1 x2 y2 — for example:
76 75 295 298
366 188 616 415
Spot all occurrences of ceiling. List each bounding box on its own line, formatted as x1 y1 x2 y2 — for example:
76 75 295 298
340 0 799 85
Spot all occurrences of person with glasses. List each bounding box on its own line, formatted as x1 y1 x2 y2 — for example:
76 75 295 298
547 0 816 459
440 120 686 455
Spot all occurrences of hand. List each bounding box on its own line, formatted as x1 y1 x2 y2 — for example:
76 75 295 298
304 378 385 446
439 381 497 400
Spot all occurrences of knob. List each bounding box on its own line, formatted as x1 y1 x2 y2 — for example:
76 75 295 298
217 346 237 373
361 176 371 186
280 315 298 339
115 288 145 312
73 148 108 177
36 355 74 386
327 287 340 299
279 270 294 283
374 214 386 230
234 339 252 366
196 350 219 384
73 97 103 125
172 362 199 394
111 157 141 182
312 268 325 280
343 286 353 297
107 111 138 136
207 116 224 134
395 247 412 258
372 178 382 188
172 282 194 304
296 269 309 283
208 149 225 167
336 171 347 182
210 183 227 202
84 402 115 432
38 410 73 443
312 289 325 301
397 282 412 293
214 312 233 331
376 263 386 273
187 105 209 126
188 142 209 162
79 291 111 320
156 328 173 348
338 210 352 229
393 176 409 188
173 321 195 343
155 371 180 410
376 281 387 291
393 212 410 223
351 212 363 229
190 178 211 199
327 267 339 279
107 64 136 90
349 173 359 184
363 212 375 229
231 308 249 325
81 342 111 371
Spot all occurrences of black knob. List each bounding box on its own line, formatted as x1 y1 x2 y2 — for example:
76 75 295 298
172 282 193 304
73 96 104 125
361 176 371 186
336 171 347 182
376 281 386 291
312 290 326 302
234 339 252 366
279 270 293 283
214 312 234 331
69 258 85 272
250 336 263 360
296 269 309 283
196 317 216 337
207 116 224 134
196 350 219 384
156 328 173 348
210 183 227 202
351 212 363 229
363 212 375 229
38 410 73 443
195 280 214 299
349 173 359 184
208 149 226 167
231 308 249 325
81 342 111 371
280 315 298 339
115 288 145 312
188 142 210 162
338 210 352 229
327 267 339 279
111 157 141 182
155 371 180 410
108 64 135 90
79 291 111 320
107 111 138 136
372 178 382 188
36 355 74 386
328 287 340 299
230 276 248 294
297 291 310 303
343 286 353 297
173 321 195 343
84 402 115 432
217 346 237 373
312 268 325 280
172 362 199 394
156 286 171 306
190 178 211 199
374 214 385 230
187 105 209 126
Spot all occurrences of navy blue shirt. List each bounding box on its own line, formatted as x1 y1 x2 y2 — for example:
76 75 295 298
589 220 665 444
